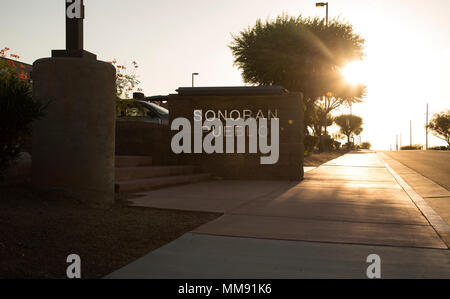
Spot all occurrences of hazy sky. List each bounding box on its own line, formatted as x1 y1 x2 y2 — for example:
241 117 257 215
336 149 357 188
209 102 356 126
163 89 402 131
2 0 449 149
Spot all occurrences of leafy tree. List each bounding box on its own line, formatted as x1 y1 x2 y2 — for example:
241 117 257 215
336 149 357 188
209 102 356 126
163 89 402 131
229 14 366 147
230 15 365 96
361 142 372 150
332 132 346 142
309 103 333 137
0 60 46 181
428 110 450 147
108 59 141 99
317 84 366 136
334 114 363 145
108 59 143 118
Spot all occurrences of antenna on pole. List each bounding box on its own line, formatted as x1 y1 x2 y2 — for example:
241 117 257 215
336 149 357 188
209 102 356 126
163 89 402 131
426 103 429 150
410 120 412 148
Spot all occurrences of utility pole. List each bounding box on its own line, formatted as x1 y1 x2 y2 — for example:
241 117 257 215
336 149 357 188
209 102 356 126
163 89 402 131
410 120 412 147
426 103 429 150
192 72 199 88
396 135 399 151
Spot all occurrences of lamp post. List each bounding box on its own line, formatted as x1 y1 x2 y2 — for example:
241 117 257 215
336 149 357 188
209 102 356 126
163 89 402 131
316 2 329 26
192 72 199 88
426 103 429 150
410 120 412 148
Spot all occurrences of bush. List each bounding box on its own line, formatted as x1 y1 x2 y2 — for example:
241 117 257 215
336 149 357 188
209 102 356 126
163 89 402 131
333 140 341 151
304 135 319 152
400 145 423 150
322 137 342 152
344 142 355 150
0 61 46 181
428 111 450 147
429 146 449 151
361 142 371 150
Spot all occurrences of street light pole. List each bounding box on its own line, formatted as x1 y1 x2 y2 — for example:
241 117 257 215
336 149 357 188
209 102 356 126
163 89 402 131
426 103 429 150
316 2 329 26
192 72 199 88
410 120 412 148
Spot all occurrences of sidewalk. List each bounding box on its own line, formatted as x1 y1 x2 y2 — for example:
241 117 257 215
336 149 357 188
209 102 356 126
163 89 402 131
107 152 450 279
378 152 450 247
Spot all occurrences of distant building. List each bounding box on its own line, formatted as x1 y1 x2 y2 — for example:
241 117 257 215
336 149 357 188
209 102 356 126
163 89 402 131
0 57 32 84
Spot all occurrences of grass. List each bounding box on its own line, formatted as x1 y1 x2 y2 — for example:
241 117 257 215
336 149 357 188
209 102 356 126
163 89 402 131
0 185 220 279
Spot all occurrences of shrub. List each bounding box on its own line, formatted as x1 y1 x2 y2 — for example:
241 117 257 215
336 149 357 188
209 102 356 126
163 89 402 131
333 140 342 151
428 110 450 147
429 146 448 151
107 59 141 99
322 135 335 152
344 142 355 150
0 60 46 181
304 135 319 152
361 142 371 150
400 145 423 150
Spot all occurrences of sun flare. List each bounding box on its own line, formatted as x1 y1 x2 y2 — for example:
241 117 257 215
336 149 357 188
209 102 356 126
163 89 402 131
342 61 367 85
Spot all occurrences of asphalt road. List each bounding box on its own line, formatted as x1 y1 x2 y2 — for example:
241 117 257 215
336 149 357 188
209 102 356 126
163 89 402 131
383 151 450 191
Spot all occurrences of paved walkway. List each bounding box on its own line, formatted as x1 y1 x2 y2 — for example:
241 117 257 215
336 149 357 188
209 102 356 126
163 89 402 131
379 152 450 246
107 152 450 279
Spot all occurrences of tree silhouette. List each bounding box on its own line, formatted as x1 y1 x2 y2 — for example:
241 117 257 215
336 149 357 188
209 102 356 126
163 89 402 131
230 15 365 97
428 110 450 147
230 14 366 147
307 103 333 137
0 59 46 180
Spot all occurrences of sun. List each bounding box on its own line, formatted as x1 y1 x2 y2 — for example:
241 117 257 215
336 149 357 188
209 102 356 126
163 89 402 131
342 61 367 85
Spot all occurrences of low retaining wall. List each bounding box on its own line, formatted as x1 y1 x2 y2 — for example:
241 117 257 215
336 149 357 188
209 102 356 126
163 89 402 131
115 121 171 165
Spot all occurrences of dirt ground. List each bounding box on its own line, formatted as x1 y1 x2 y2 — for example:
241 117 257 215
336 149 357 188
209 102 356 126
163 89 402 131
0 185 220 279
303 151 345 167
0 149 344 279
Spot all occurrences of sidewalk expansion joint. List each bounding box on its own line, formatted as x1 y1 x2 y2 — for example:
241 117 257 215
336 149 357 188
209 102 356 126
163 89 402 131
226 212 431 227
190 232 448 251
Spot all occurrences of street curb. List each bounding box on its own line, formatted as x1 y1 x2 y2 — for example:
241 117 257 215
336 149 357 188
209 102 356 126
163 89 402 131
378 153 450 248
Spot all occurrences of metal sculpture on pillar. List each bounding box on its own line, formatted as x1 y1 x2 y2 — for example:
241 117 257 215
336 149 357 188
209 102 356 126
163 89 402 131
52 0 96 59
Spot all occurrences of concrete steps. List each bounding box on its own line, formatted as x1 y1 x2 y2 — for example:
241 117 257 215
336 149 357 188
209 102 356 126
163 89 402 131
115 156 210 193
115 156 153 168
115 173 211 193
116 165 198 181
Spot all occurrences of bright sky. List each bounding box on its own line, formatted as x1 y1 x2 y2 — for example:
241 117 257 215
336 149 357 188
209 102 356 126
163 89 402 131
2 0 449 149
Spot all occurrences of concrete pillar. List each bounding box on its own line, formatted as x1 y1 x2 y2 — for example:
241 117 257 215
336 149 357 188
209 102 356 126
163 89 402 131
32 57 116 205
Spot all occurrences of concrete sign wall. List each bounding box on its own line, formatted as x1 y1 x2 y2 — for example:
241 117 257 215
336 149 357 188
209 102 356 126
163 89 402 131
168 90 304 180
